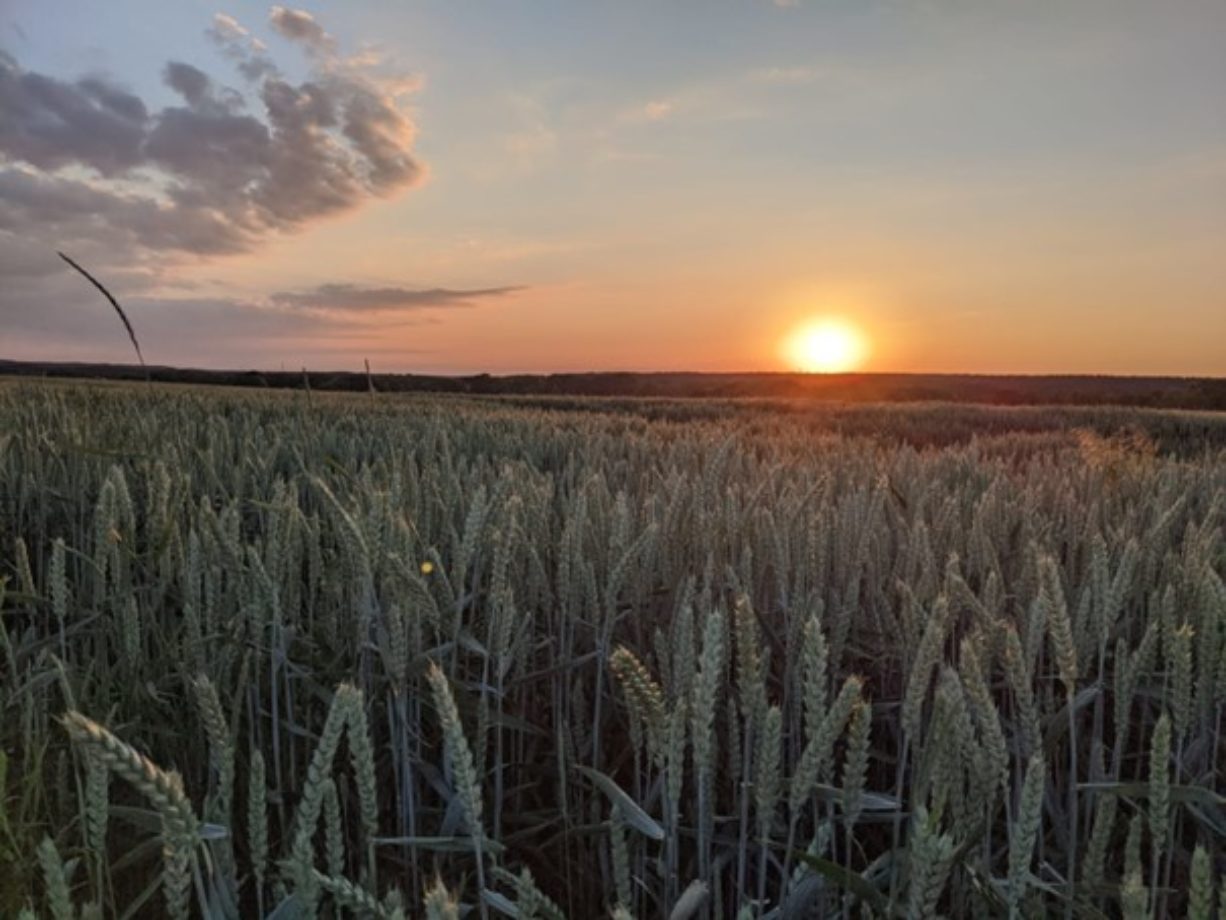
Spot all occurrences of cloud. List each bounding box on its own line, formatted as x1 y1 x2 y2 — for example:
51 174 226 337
614 97 677 127
2 290 357 368
271 283 524 312
643 100 673 122
208 14 277 80
0 262 516 368
0 169 251 256
269 6 335 53
0 52 149 175
0 8 424 268
748 65 818 86
493 93 558 176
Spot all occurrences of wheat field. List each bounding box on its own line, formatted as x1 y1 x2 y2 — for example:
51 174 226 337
2 381 1225 918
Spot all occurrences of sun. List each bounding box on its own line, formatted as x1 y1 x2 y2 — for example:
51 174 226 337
784 319 868 373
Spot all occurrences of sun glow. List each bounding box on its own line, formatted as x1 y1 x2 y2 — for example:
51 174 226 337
784 319 868 373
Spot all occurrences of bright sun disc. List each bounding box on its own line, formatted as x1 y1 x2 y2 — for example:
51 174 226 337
785 320 867 373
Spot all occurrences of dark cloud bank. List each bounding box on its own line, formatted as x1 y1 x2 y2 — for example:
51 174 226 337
0 9 420 260
0 8 518 362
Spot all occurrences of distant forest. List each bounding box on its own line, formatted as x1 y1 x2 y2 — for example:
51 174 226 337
3 359 1225 410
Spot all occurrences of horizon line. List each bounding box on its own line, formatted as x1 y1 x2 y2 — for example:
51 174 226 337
2 357 1224 384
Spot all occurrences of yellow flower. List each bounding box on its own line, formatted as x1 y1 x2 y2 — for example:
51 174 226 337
420 560 434 575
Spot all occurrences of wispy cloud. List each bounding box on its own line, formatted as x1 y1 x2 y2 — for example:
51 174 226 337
268 6 336 53
271 283 524 312
616 98 677 125
498 92 560 174
748 65 819 86
643 100 673 121
1 273 525 369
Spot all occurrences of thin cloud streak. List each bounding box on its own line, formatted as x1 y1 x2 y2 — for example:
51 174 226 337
271 283 526 312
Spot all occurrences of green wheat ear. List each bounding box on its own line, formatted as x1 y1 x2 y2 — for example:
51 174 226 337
1188 845 1214 920
60 711 199 920
423 877 462 920
426 663 485 838
288 683 354 920
906 807 955 920
1082 792 1117 889
841 697 871 826
902 596 949 741
314 869 395 918
341 687 379 887
1121 868 1148 920
37 837 74 920
492 865 567 920
610 644 667 762
610 802 632 911
83 748 109 857
1007 752 1045 919
247 748 269 895
1148 712 1171 856
190 673 234 819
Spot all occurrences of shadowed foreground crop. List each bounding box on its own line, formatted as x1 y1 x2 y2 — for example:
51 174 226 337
1 382 1224 918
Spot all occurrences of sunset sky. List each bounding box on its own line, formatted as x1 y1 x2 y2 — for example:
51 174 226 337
2 1 1224 375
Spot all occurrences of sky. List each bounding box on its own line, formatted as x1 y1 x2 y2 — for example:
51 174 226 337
1 1 1224 376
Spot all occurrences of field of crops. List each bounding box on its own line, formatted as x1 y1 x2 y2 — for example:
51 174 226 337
2 381 1225 919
